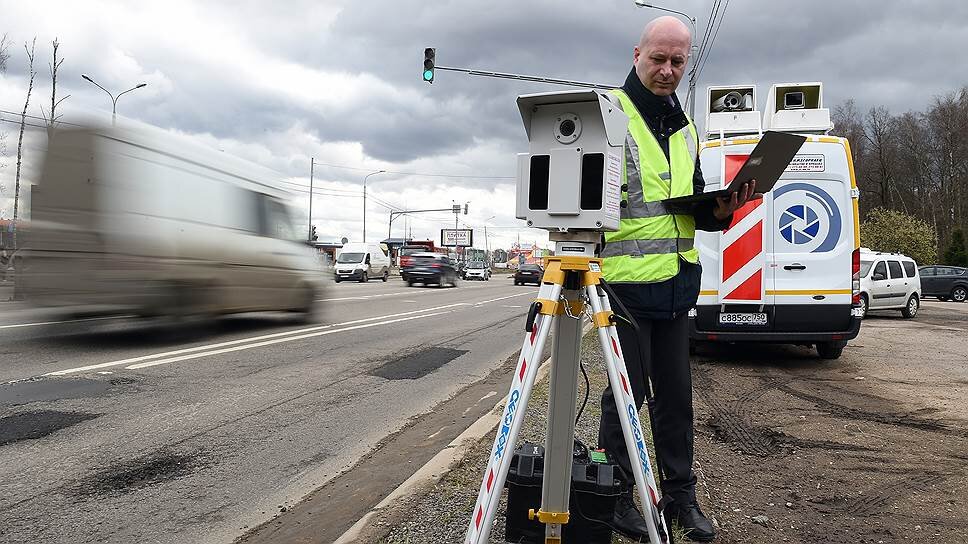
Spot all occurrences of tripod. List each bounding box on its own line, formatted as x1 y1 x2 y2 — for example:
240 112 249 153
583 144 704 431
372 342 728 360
465 232 670 544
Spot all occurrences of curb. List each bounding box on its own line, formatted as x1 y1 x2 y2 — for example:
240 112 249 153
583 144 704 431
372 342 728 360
334 321 590 544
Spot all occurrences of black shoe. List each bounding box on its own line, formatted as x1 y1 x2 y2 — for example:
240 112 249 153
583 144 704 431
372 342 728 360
667 501 716 542
612 493 651 542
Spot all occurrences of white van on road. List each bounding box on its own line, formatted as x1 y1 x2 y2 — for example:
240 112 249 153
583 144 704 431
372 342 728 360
690 83 862 359
857 249 921 318
334 242 390 283
24 123 325 321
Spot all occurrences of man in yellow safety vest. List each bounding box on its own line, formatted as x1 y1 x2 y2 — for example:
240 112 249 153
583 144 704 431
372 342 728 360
597 16 758 542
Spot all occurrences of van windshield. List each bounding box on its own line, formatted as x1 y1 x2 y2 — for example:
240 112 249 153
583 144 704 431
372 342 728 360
337 252 365 264
860 260 874 277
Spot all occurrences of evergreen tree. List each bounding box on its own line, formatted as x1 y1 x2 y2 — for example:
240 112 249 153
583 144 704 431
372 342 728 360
943 229 968 267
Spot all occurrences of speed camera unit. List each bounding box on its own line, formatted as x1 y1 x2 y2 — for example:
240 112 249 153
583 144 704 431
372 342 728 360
514 90 629 232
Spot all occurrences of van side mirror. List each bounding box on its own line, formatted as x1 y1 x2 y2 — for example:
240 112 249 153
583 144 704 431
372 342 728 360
873 272 886 281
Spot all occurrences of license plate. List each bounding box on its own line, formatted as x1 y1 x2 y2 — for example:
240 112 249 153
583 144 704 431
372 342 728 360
718 312 768 326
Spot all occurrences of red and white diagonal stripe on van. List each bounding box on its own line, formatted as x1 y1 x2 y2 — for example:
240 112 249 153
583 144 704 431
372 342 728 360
719 197 766 304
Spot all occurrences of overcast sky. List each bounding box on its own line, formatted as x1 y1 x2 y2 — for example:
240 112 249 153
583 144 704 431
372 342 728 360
1 0 966 250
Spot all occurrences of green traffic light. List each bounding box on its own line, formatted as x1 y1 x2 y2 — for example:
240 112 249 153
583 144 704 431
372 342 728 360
423 70 434 81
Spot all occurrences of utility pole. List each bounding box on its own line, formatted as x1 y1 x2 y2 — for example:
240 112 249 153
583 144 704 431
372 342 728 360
308 157 314 241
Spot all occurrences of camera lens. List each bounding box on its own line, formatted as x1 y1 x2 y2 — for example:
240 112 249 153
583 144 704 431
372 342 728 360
559 119 576 137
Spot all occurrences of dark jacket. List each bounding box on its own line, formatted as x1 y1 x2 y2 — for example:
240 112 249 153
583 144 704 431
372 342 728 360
607 68 731 320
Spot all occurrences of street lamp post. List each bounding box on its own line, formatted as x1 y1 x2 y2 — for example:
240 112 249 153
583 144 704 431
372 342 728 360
632 2 699 121
81 74 147 125
362 170 386 242
483 215 495 263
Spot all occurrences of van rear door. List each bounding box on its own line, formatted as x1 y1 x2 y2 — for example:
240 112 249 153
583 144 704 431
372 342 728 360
770 141 854 332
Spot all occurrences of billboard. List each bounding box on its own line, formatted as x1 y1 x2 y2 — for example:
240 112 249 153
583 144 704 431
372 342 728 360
441 228 473 247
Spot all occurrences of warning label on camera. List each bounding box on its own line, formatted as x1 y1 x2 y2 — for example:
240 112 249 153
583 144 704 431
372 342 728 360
785 154 825 172
606 151 622 218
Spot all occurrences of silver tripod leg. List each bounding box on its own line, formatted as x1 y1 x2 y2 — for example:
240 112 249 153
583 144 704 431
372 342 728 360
585 283 670 544
465 281 562 544
539 284 583 541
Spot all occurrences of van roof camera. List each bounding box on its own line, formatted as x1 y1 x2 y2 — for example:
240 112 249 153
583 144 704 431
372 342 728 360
783 91 805 109
514 90 628 235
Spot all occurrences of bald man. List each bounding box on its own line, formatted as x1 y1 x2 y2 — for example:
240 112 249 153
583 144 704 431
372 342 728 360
598 16 756 542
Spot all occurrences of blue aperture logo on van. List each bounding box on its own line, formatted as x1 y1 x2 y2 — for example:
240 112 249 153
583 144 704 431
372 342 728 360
773 183 841 253
779 205 820 244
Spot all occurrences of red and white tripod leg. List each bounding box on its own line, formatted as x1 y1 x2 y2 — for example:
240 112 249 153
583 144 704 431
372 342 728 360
586 283 670 544
464 282 561 544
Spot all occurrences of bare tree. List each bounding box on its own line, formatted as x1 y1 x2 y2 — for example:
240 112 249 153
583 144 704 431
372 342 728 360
39 37 70 140
12 38 37 251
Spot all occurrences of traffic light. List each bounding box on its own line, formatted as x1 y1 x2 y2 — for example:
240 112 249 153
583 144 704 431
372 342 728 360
310 225 318 241
422 48 435 83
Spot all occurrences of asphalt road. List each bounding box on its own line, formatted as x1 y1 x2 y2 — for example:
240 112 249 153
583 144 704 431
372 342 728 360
0 275 535 544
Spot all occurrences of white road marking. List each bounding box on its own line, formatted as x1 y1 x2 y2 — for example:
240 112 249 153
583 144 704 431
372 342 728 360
426 426 447 441
502 305 522 308
0 315 120 330
44 303 468 376
126 311 453 370
316 291 412 302
473 292 532 306
478 391 498 403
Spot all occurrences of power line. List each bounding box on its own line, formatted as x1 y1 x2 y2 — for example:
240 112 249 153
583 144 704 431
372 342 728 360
695 0 730 81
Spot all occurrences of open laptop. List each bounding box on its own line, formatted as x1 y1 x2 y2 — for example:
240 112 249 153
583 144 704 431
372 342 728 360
663 130 807 206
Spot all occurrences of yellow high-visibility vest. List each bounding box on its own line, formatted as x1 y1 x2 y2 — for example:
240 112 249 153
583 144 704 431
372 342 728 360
601 89 700 283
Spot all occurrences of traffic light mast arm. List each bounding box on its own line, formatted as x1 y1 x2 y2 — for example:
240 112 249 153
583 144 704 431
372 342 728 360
432 65 614 89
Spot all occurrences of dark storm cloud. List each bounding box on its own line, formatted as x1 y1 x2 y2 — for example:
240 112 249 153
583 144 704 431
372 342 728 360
4 1 966 171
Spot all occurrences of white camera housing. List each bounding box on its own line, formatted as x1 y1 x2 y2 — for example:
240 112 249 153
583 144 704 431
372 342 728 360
514 90 629 232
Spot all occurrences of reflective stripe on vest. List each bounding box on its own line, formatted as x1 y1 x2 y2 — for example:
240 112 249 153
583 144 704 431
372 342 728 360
603 89 700 283
599 237 695 258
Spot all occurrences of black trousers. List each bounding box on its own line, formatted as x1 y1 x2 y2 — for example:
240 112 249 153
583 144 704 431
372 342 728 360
597 311 697 506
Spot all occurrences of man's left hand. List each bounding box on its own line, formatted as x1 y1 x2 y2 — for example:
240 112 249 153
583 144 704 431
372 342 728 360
713 180 763 221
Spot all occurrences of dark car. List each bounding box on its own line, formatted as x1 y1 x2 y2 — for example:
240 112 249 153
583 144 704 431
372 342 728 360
514 264 543 286
399 246 429 282
406 253 459 287
919 265 968 302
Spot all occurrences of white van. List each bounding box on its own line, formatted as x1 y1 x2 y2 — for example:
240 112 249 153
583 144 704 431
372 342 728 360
24 123 325 321
334 242 390 283
690 83 862 359
857 249 921 318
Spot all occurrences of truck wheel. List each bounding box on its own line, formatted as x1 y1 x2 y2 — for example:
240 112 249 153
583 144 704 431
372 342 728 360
952 286 967 303
816 341 846 360
901 294 919 318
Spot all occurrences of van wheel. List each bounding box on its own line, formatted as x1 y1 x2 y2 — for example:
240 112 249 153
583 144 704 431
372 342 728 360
359 272 368 283
817 341 845 360
382 270 388 282
952 286 967 303
292 285 317 324
902 294 919 318
858 294 869 319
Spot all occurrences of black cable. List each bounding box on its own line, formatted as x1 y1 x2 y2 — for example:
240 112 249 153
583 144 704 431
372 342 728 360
575 359 591 425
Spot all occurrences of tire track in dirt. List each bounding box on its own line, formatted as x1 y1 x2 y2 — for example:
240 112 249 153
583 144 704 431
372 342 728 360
809 472 948 518
775 383 968 438
693 368 786 456
693 369 879 457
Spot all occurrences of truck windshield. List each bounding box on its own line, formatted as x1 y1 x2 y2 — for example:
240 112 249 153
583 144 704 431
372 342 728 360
337 252 365 264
